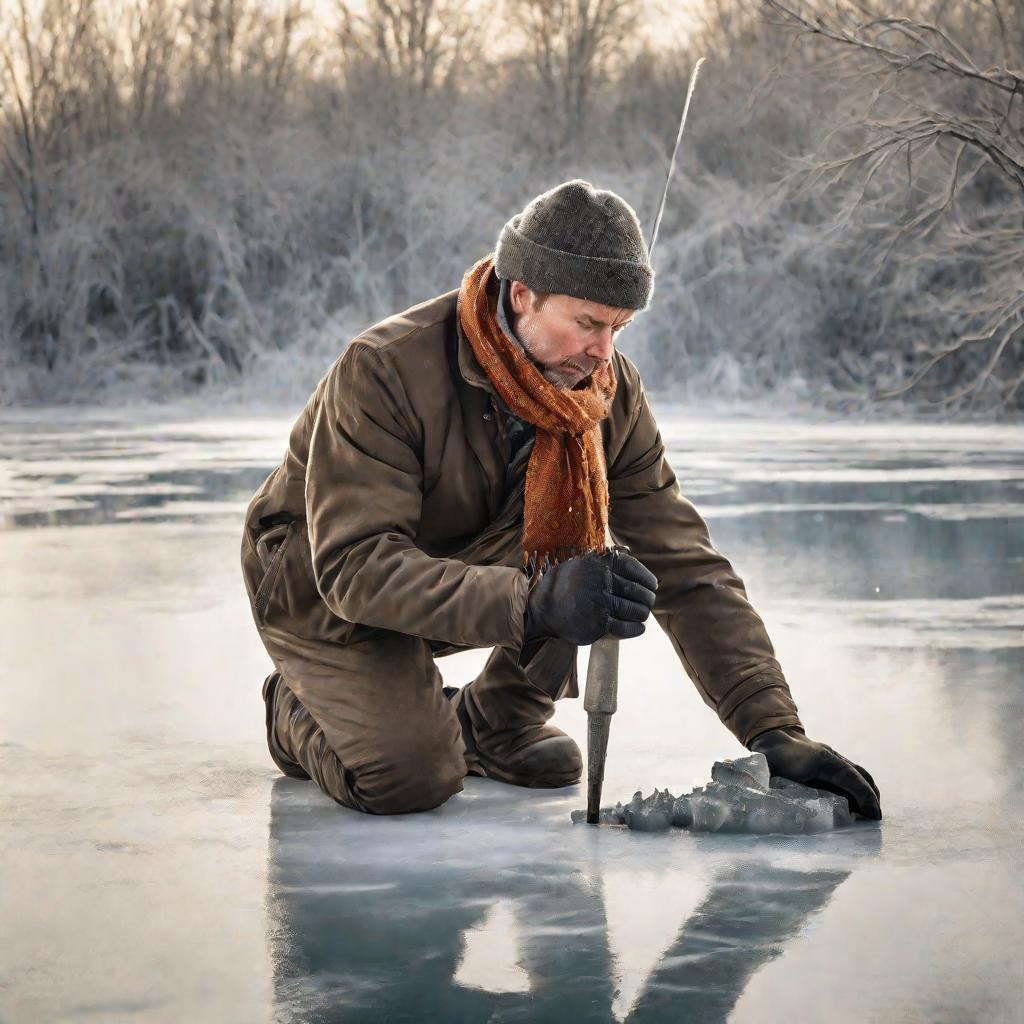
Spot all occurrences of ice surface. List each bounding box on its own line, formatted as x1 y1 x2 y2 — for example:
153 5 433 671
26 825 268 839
574 753 855 835
570 804 626 825
3 412 1023 1023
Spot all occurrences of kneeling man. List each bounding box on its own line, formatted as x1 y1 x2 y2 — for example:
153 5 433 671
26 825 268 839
241 179 882 820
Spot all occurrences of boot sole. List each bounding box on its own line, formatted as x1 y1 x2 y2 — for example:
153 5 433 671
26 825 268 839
474 763 582 788
471 737 583 789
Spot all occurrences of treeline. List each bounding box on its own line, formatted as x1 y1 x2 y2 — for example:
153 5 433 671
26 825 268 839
1 0 1021 413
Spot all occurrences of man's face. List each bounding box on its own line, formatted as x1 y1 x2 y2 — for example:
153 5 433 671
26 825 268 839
508 280 634 389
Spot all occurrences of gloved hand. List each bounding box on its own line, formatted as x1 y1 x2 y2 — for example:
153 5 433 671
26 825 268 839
748 726 882 820
524 549 658 646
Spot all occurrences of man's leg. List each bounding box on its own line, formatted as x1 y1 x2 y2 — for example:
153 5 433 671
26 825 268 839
260 625 468 815
451 637 583 788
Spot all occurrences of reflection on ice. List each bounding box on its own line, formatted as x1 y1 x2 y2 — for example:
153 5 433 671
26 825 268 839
656 415 1024 476
0 415 288 528
704 500 1024 521
600 869 708 1022
454 899 531 994
265 779 875 1023
772 595 1024 649
3 411 1024 532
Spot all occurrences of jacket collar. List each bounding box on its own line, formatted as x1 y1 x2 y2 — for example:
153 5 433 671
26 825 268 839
454 270 523 394
456 311 493 392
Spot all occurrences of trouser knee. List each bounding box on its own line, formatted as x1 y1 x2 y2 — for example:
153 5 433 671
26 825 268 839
353 733 467 815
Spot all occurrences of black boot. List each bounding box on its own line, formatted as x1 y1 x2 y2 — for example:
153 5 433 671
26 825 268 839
445 684 582 788
262 672 312 780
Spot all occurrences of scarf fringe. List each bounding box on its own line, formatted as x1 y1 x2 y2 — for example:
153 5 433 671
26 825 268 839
524 544 611 582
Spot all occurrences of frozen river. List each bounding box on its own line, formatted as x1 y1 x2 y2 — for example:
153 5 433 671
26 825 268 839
1 408 1022 1023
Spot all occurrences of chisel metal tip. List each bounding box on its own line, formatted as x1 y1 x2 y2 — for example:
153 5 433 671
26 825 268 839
586 712 611 825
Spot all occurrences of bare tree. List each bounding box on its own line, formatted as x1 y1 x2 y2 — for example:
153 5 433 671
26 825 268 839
764 0 1024 411
181 0 310 119
1 0 1020 409
504 0 641 150
335 0 485 134
0 0 120 202
0 0 126 368
337 0 479 94
125 0 182 125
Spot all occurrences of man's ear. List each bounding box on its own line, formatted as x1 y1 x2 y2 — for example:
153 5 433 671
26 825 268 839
508 280 531 316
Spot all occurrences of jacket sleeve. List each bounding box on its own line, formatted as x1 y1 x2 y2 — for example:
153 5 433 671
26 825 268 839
607 364 804 747
304 341 529 648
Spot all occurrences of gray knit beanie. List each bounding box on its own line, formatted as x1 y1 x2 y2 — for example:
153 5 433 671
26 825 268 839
495 179 654 311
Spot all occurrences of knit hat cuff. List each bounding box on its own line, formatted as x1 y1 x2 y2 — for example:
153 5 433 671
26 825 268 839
496 216 654 311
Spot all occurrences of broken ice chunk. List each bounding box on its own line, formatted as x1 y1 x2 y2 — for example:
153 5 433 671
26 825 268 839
710 752 770 791
624 807 672 832
770 776 820 798
671 795 693 828
770 777 854 830
623 788 675 832
828 795 854 829
688 793 728 832
576 752 856 834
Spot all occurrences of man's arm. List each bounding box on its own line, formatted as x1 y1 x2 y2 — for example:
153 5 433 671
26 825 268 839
304 340 529 648
606 359 803 748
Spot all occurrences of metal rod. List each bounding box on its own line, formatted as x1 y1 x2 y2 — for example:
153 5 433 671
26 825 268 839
648 56 707 260
586 714 612 824
583 634 620 823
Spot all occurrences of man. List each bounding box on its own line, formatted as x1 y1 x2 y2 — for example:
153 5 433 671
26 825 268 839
241 179 882 821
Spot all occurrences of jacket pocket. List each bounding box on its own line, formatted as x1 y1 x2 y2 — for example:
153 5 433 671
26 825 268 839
245 514 362 643
252 520 295 624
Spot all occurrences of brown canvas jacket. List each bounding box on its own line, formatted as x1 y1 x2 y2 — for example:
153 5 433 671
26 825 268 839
242 286 803 747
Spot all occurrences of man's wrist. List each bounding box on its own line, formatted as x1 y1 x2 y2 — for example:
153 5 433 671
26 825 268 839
748 724 806 750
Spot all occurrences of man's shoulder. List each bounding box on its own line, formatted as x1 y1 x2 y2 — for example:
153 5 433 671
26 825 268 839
611 348 647 411
602 347 653 456
314 288 459 411
352 288 459 356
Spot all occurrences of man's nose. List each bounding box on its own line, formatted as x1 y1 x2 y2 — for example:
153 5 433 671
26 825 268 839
584 327 615 361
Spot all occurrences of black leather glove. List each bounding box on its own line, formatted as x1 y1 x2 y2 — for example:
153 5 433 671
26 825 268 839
749 726 882 820
524 549 658 646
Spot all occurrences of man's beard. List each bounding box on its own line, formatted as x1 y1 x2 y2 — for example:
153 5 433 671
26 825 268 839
512 318 595 389
542 361 593 389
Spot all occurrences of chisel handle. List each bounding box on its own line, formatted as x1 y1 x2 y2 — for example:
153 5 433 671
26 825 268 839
584 634 620 715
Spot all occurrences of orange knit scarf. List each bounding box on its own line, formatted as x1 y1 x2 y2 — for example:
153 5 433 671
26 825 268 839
457 254 617 571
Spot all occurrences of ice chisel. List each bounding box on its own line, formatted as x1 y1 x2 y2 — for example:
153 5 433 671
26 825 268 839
582 56 705 825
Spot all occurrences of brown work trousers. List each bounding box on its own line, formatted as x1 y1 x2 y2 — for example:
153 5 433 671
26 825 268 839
242 452 580 815
254 625 578 815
